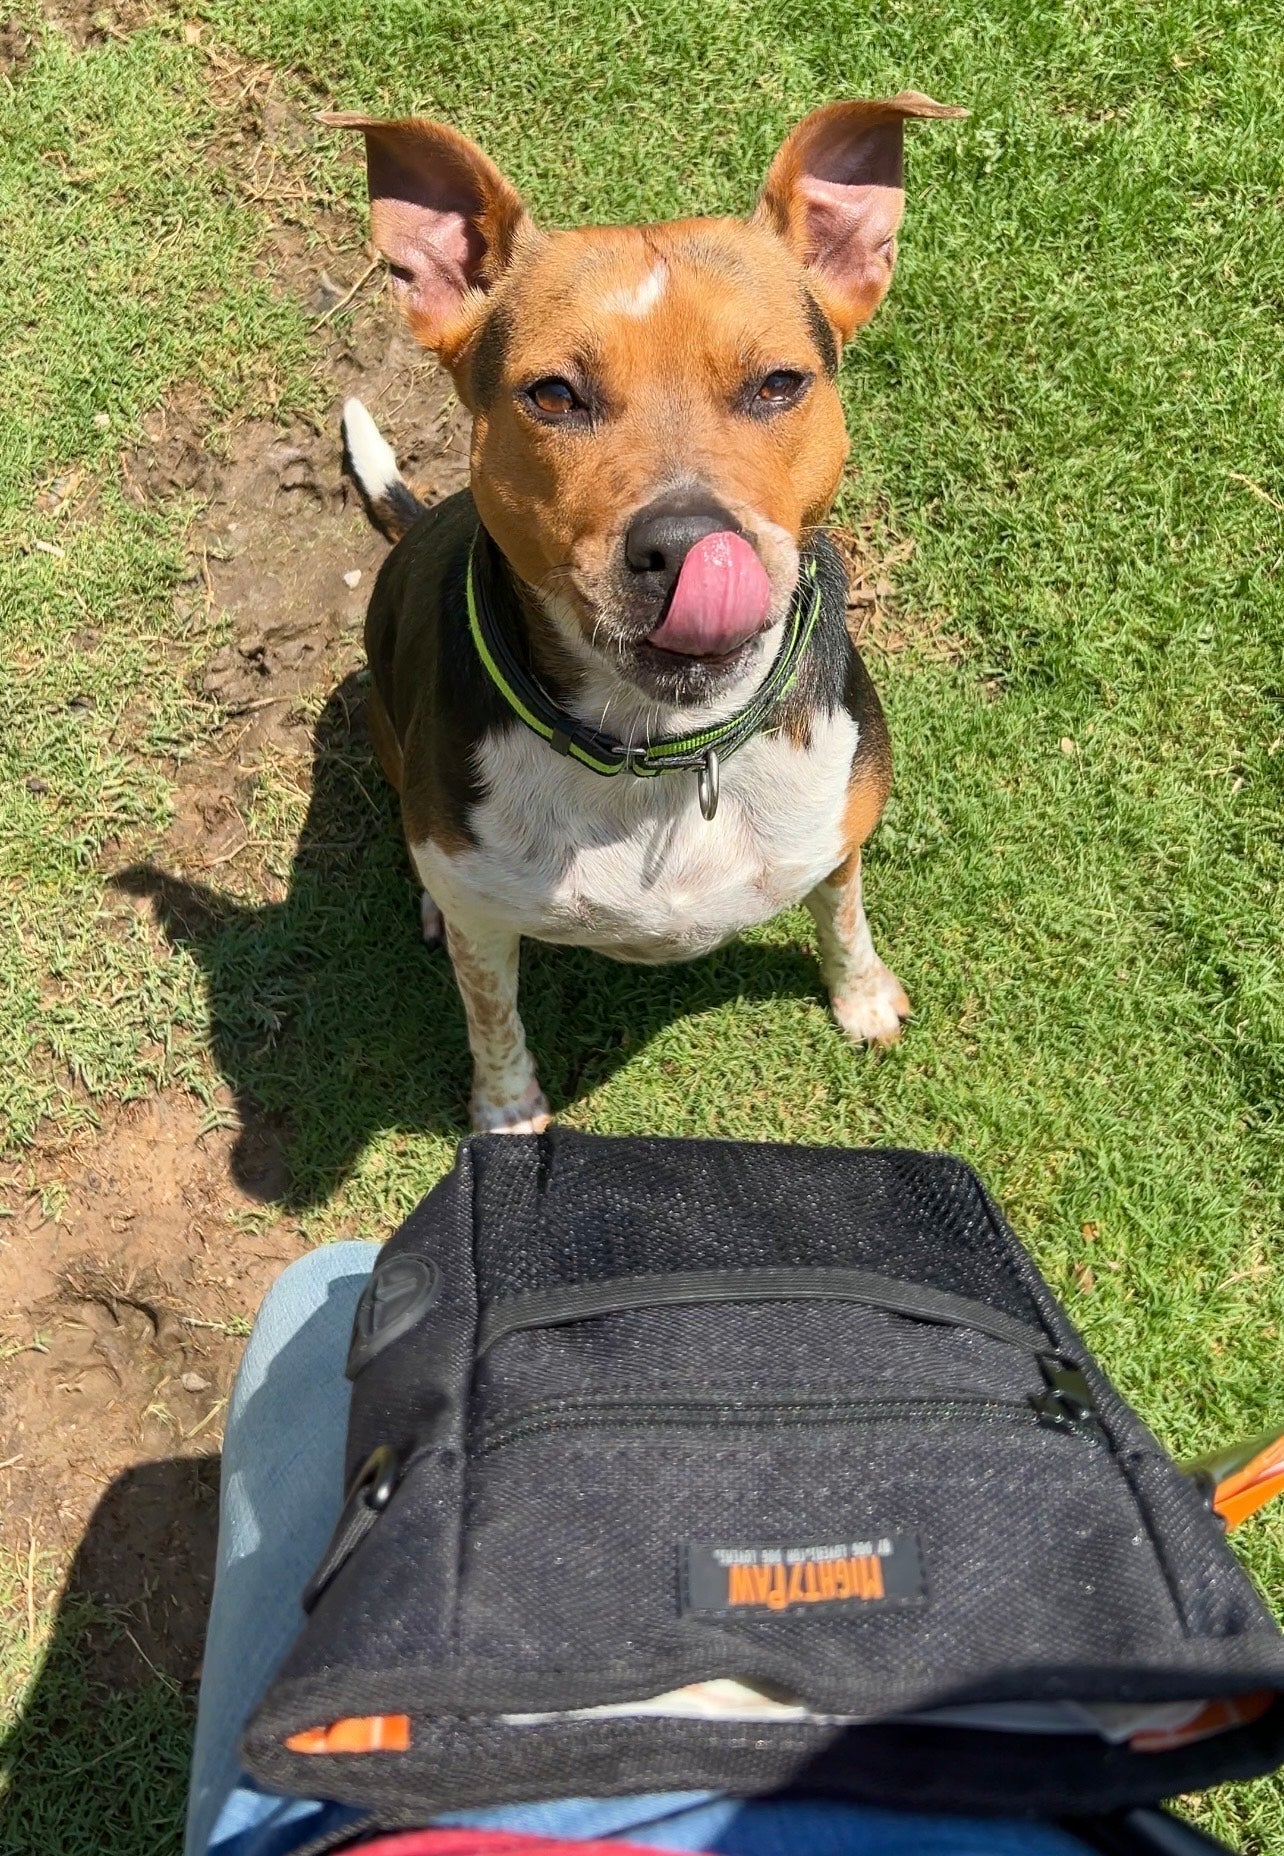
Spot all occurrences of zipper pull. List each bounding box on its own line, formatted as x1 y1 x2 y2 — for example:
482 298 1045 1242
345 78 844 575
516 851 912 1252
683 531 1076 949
1030 1356 1103 1437
301 1444 402 1613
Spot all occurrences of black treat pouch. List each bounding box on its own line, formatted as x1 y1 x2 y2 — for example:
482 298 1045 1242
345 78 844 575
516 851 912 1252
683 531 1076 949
244 1133 1284 1825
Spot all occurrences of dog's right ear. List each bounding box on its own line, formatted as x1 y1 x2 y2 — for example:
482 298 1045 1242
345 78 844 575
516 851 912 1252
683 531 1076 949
321 114 533 359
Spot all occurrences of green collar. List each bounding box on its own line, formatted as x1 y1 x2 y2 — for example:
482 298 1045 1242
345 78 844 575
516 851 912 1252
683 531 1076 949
465 535 823 821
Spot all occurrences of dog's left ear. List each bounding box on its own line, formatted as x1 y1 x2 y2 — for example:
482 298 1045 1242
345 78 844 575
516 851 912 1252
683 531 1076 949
754 93 966 343
321 113 533 360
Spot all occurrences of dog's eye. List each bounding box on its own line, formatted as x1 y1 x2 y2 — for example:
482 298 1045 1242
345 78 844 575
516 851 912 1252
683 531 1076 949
526 377 582 417
756 369 808 406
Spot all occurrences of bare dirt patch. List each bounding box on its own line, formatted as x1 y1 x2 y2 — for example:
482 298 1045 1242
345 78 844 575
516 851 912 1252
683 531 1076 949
831 523 966 662
2 0 165 69
115 50 472 779
43 0 159 51
3 47 467 1676
0 1089 297 1673
0 16 36 70
129 306 465 773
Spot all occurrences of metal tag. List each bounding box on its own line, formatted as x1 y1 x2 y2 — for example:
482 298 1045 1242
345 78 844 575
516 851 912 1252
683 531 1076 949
697 747 720 821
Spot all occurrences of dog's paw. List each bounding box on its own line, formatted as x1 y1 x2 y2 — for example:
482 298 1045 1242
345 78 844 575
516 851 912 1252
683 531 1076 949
420 891 443 948
470 1082 553 1136
832 964 912 1048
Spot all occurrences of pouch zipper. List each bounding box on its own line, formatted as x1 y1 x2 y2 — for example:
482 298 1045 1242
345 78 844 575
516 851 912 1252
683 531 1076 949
476 1379 1104 1458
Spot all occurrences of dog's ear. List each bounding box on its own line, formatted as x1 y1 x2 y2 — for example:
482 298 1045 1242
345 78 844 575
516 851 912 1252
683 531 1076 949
321 114 533 357
754 93 965 342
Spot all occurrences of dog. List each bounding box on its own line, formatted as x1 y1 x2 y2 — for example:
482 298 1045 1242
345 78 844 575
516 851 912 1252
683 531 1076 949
326 93 963 1133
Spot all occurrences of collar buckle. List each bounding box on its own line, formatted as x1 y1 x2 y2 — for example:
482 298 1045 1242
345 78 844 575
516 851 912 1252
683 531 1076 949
626 744 719 820
627 743 707 773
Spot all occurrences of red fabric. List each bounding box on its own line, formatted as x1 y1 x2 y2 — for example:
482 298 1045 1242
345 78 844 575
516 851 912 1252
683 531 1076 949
349 1833 677 1855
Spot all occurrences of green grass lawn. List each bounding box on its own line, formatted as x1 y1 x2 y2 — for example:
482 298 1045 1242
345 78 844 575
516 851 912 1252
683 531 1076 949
2 0 1282 1848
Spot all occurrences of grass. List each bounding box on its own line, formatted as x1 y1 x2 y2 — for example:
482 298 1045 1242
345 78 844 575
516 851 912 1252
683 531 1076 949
0 12 319 1146
1 0 1282 1849
0 1545 192 1852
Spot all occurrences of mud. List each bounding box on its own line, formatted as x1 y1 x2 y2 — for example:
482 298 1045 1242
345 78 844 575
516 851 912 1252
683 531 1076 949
0 1091 294 1642
1 50 467 1663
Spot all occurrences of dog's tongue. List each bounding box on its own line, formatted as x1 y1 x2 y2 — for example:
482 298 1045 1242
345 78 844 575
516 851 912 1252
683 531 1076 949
646 532 772 657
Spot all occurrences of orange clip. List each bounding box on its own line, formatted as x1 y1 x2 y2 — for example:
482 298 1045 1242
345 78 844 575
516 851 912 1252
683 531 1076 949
286 1714 412 1755
1129 1689 1275 1753
1213 1433 1284 1532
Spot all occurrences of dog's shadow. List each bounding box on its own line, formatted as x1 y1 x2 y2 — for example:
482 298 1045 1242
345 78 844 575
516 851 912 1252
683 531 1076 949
114 675 824 1208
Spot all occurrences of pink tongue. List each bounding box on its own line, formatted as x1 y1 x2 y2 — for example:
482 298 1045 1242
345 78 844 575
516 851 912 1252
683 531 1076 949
646 531 772 658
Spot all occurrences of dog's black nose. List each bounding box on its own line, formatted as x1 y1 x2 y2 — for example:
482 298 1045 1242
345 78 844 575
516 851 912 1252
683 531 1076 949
624 494 742 589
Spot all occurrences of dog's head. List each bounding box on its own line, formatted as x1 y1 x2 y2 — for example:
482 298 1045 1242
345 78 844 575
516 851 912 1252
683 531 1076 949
328 97 962 702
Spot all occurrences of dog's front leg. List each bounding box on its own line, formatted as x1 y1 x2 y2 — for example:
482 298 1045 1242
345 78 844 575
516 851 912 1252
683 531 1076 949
806 853 910 1048
443 914 551 1134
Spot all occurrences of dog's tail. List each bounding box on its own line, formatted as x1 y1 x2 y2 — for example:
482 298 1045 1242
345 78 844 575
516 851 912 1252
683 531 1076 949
341 397 427 542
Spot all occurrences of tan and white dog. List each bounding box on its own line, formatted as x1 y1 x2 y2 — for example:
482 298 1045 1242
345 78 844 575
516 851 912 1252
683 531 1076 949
328 93 963 1132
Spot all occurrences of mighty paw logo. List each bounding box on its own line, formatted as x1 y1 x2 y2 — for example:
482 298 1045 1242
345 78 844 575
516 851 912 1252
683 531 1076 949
681 1535 924 1615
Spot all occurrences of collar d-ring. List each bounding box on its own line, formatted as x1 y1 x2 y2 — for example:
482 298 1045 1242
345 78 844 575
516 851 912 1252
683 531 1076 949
697 748 720 821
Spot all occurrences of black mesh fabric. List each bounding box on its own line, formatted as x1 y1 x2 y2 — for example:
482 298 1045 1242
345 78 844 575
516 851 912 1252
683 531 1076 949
472 1301 1049 1412
245 1132 1284 1823
469 1138 1044 1318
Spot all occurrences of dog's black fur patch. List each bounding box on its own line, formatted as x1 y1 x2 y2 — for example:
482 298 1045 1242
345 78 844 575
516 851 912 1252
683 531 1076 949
803 288 841 377
469 306 515 409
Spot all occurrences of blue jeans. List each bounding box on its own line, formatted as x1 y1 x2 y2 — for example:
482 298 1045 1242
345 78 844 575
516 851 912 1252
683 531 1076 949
187 1243 1090 1856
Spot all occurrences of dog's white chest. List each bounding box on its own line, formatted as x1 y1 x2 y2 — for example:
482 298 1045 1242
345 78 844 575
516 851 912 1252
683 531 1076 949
415 710 858 960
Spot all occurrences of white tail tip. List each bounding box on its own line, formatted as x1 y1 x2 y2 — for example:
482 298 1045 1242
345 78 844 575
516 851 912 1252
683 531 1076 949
341 396 401 498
